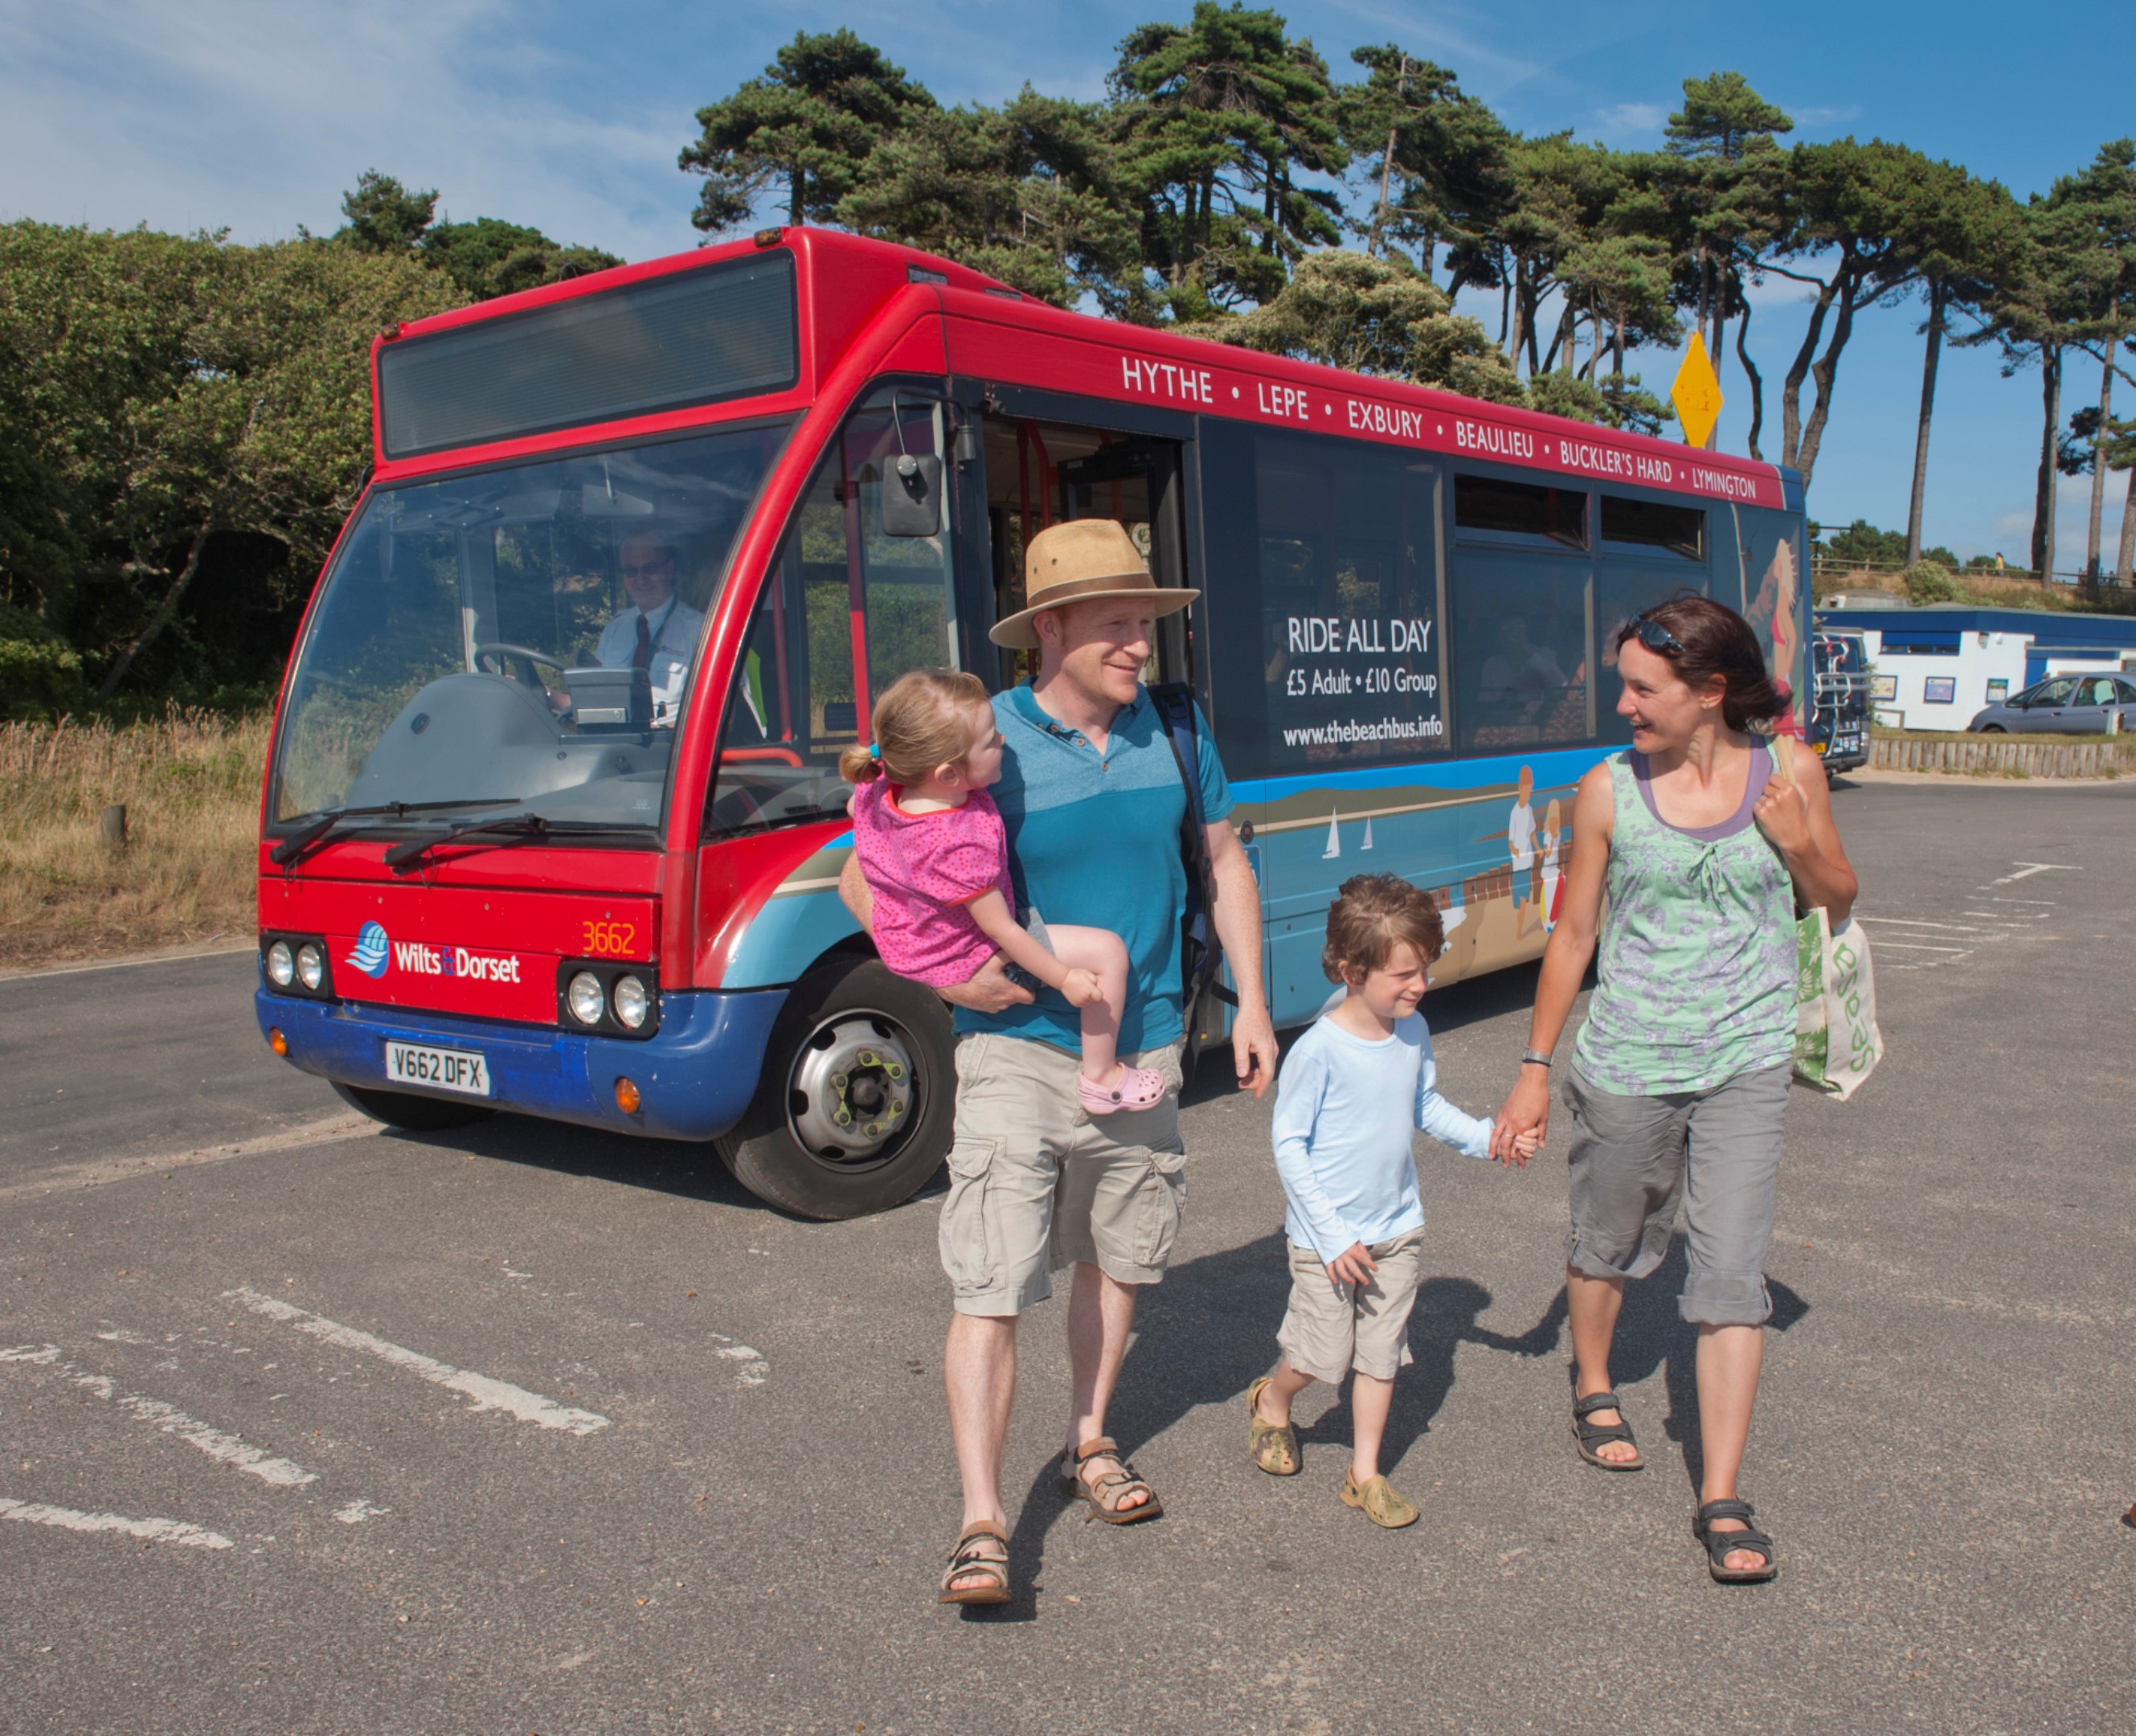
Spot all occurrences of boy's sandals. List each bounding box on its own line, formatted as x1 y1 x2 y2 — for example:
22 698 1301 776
938 1521 1011 1606
1340 1469 1418 1529
1693 1498 1778 1584
1572 1390 1645 1471
1059 1435 1164 1523
1246 1376 1300 1476
1077 1064 1168 1116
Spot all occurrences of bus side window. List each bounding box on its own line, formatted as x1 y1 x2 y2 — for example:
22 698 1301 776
1199 422 1447 782
1594 496 1712 746
1450 473 1594 752
706 394 960 838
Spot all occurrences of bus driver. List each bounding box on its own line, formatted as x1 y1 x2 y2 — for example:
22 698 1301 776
591 530 702 726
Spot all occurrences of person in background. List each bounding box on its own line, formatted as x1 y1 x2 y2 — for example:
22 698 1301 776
1492 595 1856 1585
1247 874 1534 1529
592 530 702 726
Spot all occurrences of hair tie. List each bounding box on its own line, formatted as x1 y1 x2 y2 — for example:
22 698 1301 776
869 741 882 760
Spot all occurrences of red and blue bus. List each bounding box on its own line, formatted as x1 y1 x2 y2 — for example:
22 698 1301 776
256 227 1806 1219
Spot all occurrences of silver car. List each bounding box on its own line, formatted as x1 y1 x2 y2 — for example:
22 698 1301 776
1968 673 2136 734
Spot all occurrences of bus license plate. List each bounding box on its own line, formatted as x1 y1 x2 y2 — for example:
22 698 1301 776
384 1042 491 1096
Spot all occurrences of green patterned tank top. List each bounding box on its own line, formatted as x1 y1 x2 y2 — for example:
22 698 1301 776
1572 747 1798 1095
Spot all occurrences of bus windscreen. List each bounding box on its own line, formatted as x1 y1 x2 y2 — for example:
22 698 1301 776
377 253 798 458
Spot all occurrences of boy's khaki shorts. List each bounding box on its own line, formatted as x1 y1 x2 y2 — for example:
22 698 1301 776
1275 1227 1426 1385
939 1032 1186 1317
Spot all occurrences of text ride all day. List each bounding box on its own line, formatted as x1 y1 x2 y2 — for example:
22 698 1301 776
1287 616 1433 654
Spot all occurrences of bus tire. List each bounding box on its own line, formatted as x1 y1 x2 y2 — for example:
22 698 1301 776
330 1080 496 1132
717 955 953 1221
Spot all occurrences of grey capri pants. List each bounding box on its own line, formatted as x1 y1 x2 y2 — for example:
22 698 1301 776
1561 1061 1790 1327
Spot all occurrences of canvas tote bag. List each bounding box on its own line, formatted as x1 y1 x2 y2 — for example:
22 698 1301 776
1771 735 1882 1098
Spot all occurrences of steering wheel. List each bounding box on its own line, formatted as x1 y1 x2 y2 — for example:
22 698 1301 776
472 642 563 690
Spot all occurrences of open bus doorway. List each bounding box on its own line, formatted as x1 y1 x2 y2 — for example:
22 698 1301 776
979 416 1193 693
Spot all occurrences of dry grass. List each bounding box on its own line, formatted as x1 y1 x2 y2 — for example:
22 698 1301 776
0 710 268 968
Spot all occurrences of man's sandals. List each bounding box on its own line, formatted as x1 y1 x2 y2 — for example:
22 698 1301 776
1059 1435 1164 1523
1572 1390 1645 1472
1694 1498 1778 1583
939 1521 1011 1607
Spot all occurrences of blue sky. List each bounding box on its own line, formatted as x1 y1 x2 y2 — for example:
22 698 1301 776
4 0 2132 567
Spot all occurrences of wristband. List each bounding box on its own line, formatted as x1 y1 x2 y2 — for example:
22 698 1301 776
1520 1049 1553 1069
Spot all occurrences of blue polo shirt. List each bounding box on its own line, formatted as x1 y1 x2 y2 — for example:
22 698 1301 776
958 682 1233 1054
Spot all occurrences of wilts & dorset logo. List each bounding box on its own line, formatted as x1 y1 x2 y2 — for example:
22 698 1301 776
342 921 522 985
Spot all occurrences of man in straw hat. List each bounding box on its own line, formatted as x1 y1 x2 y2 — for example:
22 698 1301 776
841 518 1276 1605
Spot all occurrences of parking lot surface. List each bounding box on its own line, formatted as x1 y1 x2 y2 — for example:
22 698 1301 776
2 778 2132 1735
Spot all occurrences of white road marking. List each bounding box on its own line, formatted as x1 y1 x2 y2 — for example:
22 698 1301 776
1857 918 2003 936
225 1288 610 1435
0 1496 231 1550
1984 896 2058 905
708 1333 769 1387
0 1113 374 1203
1869 941 1970 953
332 1499 389 1524
0 1344 317 1486
1988 862 2080 885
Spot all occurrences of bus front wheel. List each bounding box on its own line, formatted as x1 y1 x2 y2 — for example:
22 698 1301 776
331 1081 495 1132
718 955 953 1221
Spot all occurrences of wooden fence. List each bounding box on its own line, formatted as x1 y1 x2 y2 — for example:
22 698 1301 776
1869 735 2120 777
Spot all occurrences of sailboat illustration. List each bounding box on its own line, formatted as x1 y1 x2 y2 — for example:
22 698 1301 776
1360 816 1374 852
1321 811 1341 859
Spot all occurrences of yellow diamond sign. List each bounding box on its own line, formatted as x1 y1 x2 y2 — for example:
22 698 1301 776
1672 333 1723 448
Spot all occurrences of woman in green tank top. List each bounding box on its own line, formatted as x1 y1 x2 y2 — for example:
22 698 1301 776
1490 596 1857 1583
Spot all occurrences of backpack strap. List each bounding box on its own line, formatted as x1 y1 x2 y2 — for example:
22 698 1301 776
1148 683 1237 1079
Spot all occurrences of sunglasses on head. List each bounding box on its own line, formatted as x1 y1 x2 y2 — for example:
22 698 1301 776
1629 613 1686 657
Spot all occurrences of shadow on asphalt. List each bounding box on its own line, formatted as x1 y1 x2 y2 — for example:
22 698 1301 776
382 1114 764 1210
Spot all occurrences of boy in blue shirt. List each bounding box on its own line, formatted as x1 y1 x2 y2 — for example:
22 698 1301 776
1247 873 1537 1527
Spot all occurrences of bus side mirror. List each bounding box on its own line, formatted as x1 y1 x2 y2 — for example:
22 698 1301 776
882 452 943 537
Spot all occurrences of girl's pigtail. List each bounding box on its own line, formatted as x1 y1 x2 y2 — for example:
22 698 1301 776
838 741 884 784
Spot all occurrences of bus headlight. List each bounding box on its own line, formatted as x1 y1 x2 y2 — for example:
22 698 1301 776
567 971 607 1027
611 974 650 1030
296 944 325 991
265 940 295 987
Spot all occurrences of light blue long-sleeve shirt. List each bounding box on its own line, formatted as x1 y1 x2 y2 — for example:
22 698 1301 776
1270 1012 1495 1265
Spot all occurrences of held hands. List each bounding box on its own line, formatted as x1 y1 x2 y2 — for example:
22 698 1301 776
1326 1243 1378 1290
1489 1068 1552 1167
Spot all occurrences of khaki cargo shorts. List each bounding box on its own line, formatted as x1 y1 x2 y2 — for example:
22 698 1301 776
939 1033 1186 1317
1275 1228 1426 1385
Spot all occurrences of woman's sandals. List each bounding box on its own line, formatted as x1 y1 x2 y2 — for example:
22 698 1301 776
1060 1435 1164 1523
938 1521 1012 1607
1572 1390 1645 1471
1246 1376 1300 1476
1693 1498 1778 1583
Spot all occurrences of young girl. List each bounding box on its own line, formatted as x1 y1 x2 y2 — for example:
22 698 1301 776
839 669 1165 1115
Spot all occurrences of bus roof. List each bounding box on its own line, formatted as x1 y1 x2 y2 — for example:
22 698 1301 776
370 227 1785 510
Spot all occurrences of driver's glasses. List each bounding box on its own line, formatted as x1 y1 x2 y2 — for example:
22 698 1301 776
620 559 673 580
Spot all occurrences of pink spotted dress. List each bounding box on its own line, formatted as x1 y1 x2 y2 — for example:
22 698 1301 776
848 782 1015 988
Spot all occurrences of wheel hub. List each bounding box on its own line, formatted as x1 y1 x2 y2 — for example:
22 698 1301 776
788 1013 917 1161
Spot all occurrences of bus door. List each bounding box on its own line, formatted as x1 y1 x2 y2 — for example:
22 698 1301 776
976 407 1194 691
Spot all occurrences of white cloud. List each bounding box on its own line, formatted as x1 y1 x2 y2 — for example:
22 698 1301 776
1784 103 1864 129
0 0 696 260
1594 101 1666 137
1986 471 2130 575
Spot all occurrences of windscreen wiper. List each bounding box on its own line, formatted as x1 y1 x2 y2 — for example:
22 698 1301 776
382 814 656 871
268 797 521 868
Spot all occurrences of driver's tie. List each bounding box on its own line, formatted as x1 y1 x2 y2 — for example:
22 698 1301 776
632 614 653 670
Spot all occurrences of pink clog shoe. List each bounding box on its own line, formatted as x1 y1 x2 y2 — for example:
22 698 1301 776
1077 1064 1168 1116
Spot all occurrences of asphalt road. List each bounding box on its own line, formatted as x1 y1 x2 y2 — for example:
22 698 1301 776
2 778 2131 1736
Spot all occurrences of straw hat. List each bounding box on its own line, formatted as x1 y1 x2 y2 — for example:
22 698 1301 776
988 518 1199 649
